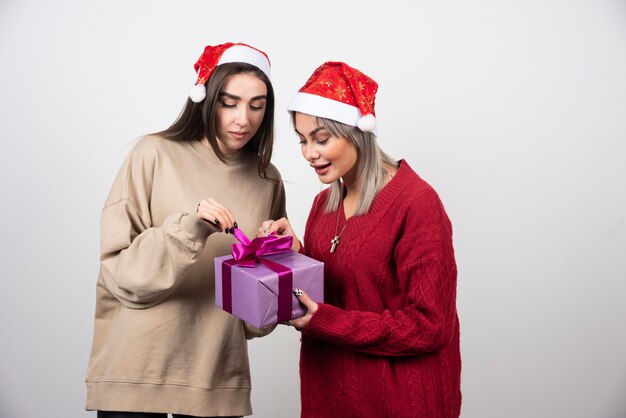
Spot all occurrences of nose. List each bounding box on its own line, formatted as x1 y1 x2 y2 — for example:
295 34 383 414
234 107 249 127
302 142 320 162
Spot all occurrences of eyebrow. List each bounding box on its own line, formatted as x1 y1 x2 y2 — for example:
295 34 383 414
295 126 326 137
219 92 267 101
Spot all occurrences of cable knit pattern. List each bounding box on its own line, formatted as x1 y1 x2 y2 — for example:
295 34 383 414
300 160 461 418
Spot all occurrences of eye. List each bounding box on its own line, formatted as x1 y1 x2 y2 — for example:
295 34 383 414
315 136 330 145
249 100 266 111
220 100 237 108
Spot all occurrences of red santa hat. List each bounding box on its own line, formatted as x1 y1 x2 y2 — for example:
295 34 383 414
287 61 378 133
189 42 271 103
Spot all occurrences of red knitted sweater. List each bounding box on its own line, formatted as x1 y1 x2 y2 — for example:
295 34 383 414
300 161 461 418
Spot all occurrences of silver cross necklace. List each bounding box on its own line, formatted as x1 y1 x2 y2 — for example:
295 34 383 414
330 208 348 254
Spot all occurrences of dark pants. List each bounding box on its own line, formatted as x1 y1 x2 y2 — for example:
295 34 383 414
98 412 241 418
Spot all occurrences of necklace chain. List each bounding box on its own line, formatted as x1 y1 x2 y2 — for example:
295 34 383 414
330 208 348 254
328 167 397 253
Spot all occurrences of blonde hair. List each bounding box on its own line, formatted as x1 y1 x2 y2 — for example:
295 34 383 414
293 114 397 215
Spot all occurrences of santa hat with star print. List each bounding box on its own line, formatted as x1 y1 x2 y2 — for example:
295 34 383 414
189 42 271 103
287 61 378 133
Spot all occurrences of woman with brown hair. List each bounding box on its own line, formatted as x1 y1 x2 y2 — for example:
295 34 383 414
85 42 285 418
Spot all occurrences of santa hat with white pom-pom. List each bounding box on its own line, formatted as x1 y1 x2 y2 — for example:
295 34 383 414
189 42 271 103
287 61 378 133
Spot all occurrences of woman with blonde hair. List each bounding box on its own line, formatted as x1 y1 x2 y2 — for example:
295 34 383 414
262 61 461 418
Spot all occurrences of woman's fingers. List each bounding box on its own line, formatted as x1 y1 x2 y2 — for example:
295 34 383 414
257 220 275 237
267 217 289 235
289 288 318 331
289 315 309 331
293 288 318 314
207 198 236 226
196 199 237 232
196 203 226 228
256 218 301 252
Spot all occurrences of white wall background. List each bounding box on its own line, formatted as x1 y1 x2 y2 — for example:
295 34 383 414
1 0 625 417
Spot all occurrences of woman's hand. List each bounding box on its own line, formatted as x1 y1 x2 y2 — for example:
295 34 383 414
290 289 318 331
196 198 237 233
257 217 301 252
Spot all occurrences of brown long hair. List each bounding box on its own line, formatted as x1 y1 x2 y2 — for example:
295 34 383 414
154 62 275 180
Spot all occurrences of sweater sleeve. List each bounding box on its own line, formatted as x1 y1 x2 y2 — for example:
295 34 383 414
304 190 458 357
98 140 218 309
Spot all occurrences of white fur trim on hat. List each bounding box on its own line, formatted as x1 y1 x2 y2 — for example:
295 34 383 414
288 92 362 127
288 92 378 134
219 45 271 80
357 114 376 132
189 84 207 103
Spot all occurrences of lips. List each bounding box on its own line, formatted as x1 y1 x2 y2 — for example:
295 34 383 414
230 131 249 140
311 163 331 175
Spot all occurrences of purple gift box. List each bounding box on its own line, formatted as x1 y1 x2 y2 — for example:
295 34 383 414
215 251 324 328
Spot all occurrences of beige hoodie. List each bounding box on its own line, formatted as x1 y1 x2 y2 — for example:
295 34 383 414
85 136 286 416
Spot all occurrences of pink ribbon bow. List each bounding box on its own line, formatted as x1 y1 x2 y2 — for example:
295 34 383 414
221 228 295 324
231 228 293 266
